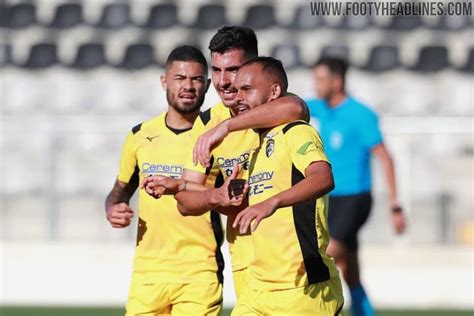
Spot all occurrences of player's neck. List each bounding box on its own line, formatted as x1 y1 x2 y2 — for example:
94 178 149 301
327 92 347 108
165 108 199 130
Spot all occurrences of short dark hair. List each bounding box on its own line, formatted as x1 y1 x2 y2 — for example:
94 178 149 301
242 56 288 92
315 57 348 83
166 45 208 73
208 26 258 58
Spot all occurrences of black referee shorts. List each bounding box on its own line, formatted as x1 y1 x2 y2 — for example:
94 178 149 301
328 192 372 250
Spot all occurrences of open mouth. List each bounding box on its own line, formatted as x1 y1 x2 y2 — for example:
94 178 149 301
220 89 237 100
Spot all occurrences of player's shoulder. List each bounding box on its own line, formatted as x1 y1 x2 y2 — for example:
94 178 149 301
347 96 379 119
197 102 228 127
281 120 313 135
130 112 166 136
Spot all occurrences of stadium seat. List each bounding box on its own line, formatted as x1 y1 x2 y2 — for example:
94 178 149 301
144 3 179 29
0 43 12 66
4 3 36 28
23 43 58 69
242 4 276 29
288 5 325 30
321 45 350 60
412 46 450 72
49 3 83 28
427 15 470 31
271 44 304 70
363 45 400 72
0 3 8 27
337 14 373 30
96 3 130 29
384 15 421 31
193 4 228 30
119 43 155 70
458 48 474 73
71 43 106 69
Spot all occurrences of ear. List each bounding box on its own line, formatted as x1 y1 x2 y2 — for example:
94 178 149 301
160 73 167 91
269 83 283 101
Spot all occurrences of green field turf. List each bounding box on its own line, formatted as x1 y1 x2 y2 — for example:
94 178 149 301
0 307 473 316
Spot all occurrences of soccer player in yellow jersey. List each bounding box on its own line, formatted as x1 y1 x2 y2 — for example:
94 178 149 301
144 26 310 299
229 57 344 315
105 46 225 315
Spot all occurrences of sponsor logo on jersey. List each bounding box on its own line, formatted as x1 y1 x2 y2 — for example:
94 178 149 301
142 163 183 179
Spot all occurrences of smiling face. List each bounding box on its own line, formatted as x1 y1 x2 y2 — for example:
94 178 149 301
233 63 281 114
161 61 209 114
210 48 250 112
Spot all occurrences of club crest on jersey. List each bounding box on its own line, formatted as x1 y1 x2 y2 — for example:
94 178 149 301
266 139 275 157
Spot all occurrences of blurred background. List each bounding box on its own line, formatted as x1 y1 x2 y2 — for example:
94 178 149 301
0 0 472 315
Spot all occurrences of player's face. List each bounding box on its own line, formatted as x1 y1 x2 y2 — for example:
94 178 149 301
313 65 335 100
162 61 209 114
234 64 273 113
211 49 248 109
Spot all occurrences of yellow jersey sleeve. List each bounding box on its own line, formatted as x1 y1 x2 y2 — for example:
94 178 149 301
284 121 329 175
117 130 139 183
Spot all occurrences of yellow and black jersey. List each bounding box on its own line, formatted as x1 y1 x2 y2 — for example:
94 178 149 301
246 121 339 291
117 112 224 284
185 102 258 272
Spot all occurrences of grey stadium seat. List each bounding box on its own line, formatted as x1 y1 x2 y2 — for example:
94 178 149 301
119 43 156 70
71 43 106 69
289 5 325 30
0 43 12 66
458 48 474 73
23 43 58 69
271 44 304 70
144 3 179 29
96 3 131 29
384 15 421 31
412 46 450 72
49 3 83 29
4 3 36 29
363 45 400 72
321 45 350 61
193 4 228 30
242 4 276 30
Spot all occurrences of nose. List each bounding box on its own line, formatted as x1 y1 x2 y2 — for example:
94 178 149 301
182 78 195 91
219 72 231 89
234 89 243 102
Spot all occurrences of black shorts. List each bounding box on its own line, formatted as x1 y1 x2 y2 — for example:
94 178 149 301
328 193 372 250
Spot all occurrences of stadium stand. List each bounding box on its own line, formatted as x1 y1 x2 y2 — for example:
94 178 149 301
71 42 106 69
3 2 36 29
193 4 228 30
362 45 400 72
22 42 58 69
412 45 450 72
242 4 277 29
96 3 130 30
144 3 179 29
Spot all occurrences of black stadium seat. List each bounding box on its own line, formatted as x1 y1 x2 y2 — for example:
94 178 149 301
242 4 276 29
271 44 304 70
0 3 9 27
193 4 228 30
412 46 450 72
363 45 400 72
119 43 155 70
71 43 106 69
321 45 350 61
384 15 421 31
458 48 474 73
144 4 179 29
289 5 325 30
4 3 36 28
50 3 83 28
97 3 130 29
23 43 58 69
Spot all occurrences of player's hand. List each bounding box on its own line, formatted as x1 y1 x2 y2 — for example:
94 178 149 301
391 207 407 234
140 176 182 198
232 198 279 234
106 202 134 228
194 120 230 167
210 165 248 208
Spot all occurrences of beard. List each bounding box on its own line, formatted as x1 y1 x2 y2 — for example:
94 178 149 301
167 90 205 114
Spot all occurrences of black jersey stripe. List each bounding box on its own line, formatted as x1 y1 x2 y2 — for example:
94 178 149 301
210 210 224 284
199 108 212 125
132 123 142 134
205 156 215 176
282 121 310 134
291 164 331 284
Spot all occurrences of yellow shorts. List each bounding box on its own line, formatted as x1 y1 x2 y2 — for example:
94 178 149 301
125 281 222 316
232 268 248 299
232 276 344 316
